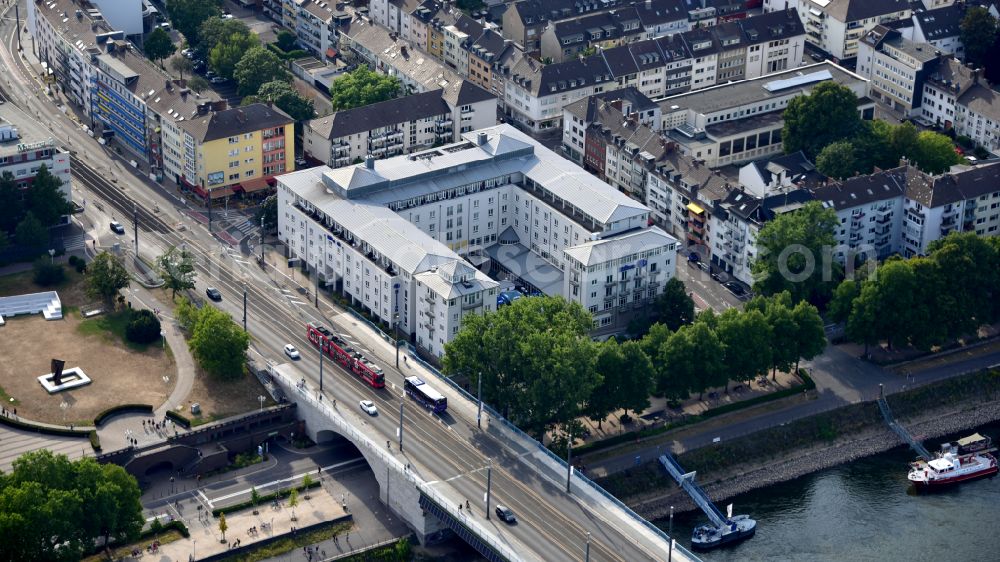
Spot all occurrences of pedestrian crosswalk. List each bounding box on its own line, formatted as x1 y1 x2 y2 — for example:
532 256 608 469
235 220 257 236
62 234 85 252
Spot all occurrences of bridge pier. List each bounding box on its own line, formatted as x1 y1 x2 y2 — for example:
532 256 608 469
270 365 451 546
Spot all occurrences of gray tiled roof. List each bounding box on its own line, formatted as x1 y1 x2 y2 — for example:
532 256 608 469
913 4 964 41
811 166 907 210
958 83 1000 122
181 104 293 143
307 90 450 140
902 162 1000 208
564 227 677 266
824 0 912 23
563 86 658 121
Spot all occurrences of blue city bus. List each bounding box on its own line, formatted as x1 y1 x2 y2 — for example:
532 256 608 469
404 376 447 413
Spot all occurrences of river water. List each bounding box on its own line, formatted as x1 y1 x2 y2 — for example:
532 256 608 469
658 423 1000 561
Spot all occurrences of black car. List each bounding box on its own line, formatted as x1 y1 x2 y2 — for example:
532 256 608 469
206 287 222 301
687 252 700 263
724 282 746 297
110 221 125 234
495 505 517 524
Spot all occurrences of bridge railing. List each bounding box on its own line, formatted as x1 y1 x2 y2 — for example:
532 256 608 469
343 309 698 561
269 366 521 562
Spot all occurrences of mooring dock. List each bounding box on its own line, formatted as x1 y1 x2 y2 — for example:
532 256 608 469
877 383 933 461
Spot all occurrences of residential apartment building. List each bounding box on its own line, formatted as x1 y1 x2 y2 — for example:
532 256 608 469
908 3 964 57
503 9 805 131
562 87 661 166
303 83 497 166
789 0 912 62
857 25 940 117
920 58 1000 154
178 104 295 199
277 125 679 356
902 163 1000 256
539 7 649 63
658 61 873 168
811 167 908 261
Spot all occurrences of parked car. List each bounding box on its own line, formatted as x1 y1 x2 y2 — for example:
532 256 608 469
697 261 710 273
110 221 125 234
360 400 378 416
210 76 227 84
687 252 700 263
724 281 746 297
284 344 300 360
495 505 517 524
221 13 234 19
206 287 222 301
181 48 192 57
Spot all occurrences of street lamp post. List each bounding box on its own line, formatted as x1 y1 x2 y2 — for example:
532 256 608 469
319 337 324 393
258 395 265 413
398 399 404 453
160 330 165 349
585 532 591 562
566 432 573 494
260 216 265 263
476 372 483 429
485 459 492 520
242 286 248 333
393 313 400 369
48 248 55 264
132 203 138 255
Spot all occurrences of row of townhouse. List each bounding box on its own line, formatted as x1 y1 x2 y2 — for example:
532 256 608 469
764 0 914 62
503 0 747 53
278 125 679 357
302 83 498 166
29 0 296 200
504 8 806 131
920 58 1000 154
369 0 522 98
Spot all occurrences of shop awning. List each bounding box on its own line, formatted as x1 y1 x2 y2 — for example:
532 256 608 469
239 177 273 194
326 48 337 59
207 186 235 199
686 202 705 214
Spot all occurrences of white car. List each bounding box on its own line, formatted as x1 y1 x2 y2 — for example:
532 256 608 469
359 400 378 416
283 344 300 360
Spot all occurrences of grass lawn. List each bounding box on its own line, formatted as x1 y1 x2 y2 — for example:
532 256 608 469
213 522 352 562
0 267 90 308
80 529 184 562
77 310 154 352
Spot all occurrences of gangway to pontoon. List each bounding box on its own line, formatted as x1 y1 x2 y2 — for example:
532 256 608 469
877 384 933 461
659 453 727 528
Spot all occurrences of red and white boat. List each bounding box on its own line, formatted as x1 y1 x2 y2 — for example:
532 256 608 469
908 451 998 489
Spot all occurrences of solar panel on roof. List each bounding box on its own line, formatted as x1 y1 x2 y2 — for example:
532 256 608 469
762 70 833 93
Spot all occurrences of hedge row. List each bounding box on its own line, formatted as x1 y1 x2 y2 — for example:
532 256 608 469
266 43 308 61
572 370 815 457
165 410 192 429
145 519 190 539
94 404 154 427
0 412 91 437
211 481 322 517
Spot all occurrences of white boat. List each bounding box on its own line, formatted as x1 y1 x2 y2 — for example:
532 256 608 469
908 451 998 490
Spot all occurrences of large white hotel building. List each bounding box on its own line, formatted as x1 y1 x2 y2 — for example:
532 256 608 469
277 125 678 357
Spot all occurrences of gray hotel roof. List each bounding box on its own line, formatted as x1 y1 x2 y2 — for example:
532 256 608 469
657 61 866 116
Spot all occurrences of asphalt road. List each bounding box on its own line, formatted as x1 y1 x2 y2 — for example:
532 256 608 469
0 6 689 560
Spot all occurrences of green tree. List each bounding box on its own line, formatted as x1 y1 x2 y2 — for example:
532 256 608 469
0 450 142 562
209 32 260 80
157 245 197 300
86 251 130 308
782 81 862 159
329 67 402 111
189 305 250 379
890 121 920 161
32 258 64 286
234 46 289 97
846 282 879 357
0 232 9 253
187 75 210 93
14 212 47 253
26 165 71 227
174 296 200 331
198 16 252 54
444 296 598 436
716 308 772 388
828 279 860 324
816 140 857 179
960 6 999 70
751 201 841 305
170 56 193 79
144 27 176 66
276 30 298 52
126 309 162 345
586 339 652 427
218 512 228 542
763 296 798 379
790 300 826 372
0 172 24 233
166 0 223 47
254 195 278 233
912 130 962 174
587 339 621 428
853 119 897 172
656 277 695 332
927 232 1000 334
288 488 299 521
659 322 725 400
250 486 260 512
244 80 314 121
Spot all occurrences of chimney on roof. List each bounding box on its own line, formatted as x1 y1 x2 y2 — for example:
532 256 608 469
237 109 246 123
477 131 489 146
197 102 209 115
972 67 980 85
365 155 375 169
